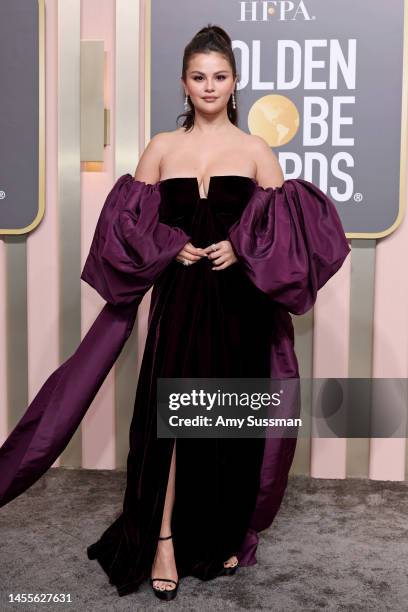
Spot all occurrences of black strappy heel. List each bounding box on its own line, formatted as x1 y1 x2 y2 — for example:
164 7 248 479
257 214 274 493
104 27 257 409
150 534 179 601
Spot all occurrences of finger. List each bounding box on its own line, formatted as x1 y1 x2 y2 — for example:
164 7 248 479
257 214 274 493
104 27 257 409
176 253 194 263
202 242 223 255
212 255 236 268
184 244 207 256
184 249 207 258
177 254 201 262
207 248 227 259
176 255 200 263
201 246 213 255
211 261 230 270
211 255 228 266
180 247 204 260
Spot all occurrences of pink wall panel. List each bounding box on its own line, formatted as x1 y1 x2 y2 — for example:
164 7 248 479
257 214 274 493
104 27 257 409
311 254 351 478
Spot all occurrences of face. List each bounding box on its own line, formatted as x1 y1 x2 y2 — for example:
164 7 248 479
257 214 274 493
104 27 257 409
182 51 236 112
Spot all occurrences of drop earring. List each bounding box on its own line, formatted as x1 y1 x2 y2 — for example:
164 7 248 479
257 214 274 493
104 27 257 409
184 94 189 110
231 92 236 109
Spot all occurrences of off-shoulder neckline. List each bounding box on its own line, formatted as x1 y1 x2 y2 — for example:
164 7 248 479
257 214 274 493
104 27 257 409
159 175 257 200
126 173 285 195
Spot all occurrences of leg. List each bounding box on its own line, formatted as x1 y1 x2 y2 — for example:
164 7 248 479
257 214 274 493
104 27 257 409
151 440 178 591
151 437 238 582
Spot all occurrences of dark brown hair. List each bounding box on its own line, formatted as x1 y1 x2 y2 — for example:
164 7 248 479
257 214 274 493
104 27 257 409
176 24 238 132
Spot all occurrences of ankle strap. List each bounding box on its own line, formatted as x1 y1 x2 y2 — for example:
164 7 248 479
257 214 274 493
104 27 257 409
158 533 173 540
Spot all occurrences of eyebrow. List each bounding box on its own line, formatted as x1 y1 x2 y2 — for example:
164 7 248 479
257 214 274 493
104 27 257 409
189 70 229 75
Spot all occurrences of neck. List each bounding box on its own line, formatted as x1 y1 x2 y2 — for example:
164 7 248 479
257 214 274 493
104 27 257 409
189 109 232 134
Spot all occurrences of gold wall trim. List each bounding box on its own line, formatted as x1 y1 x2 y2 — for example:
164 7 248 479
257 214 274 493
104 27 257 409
1 0 45 235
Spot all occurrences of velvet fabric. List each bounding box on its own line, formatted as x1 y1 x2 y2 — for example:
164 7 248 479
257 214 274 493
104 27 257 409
0 172 350 597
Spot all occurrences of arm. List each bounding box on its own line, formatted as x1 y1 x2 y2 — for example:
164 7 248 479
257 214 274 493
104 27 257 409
227 173 350 314
81 134 194 304
133 132 168 184
250 135 285 189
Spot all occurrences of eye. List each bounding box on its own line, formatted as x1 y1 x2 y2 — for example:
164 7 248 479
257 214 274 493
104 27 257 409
192 75 227 81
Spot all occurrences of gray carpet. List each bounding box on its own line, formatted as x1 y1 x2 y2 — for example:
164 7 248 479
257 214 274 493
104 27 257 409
1 468 407 611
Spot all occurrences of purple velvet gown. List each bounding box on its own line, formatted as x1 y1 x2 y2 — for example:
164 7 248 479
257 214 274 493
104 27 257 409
87 176 276 594
0 171 351 598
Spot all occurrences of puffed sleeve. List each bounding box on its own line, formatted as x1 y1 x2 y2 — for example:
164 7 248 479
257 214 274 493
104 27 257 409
81 174 192 305
228 178 350 315
0 174 192 509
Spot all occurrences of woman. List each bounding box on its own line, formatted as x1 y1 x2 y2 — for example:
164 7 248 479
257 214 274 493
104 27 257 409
94 27 283 594
0 24 350 602
85 24 349 601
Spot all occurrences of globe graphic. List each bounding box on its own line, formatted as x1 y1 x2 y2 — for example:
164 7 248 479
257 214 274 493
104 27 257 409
248 94 300 147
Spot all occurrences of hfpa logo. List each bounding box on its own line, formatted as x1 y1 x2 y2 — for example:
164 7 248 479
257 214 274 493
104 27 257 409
239 1 315 21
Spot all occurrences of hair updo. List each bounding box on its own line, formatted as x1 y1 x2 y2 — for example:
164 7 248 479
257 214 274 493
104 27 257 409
176 24 239 132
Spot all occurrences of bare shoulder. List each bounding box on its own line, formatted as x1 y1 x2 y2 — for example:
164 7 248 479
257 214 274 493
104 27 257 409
133 131 172 183
247 133 277 160
162 127 187 141
229 125 255 145
226 126 270 157
247 133 271 152
247 134 284 189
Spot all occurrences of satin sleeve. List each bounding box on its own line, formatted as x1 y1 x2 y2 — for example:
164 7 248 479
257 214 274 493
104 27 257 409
228 178 351 315
81 174 191 305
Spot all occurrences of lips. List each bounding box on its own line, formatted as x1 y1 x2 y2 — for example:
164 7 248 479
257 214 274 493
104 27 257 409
203 97 217 101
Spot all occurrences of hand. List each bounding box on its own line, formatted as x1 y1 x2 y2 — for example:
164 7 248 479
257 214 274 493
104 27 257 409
201 240 238 271
175 241 208 266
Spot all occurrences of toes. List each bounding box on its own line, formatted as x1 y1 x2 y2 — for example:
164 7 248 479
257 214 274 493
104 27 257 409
153 580 176 591
223 555 238 567
154 583 174 591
